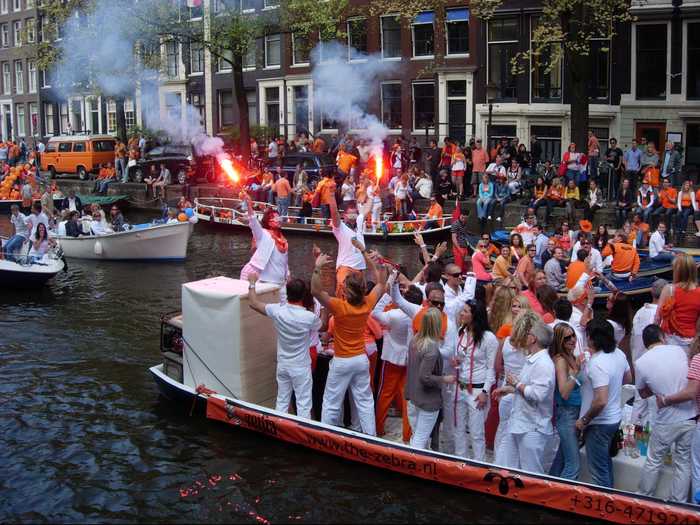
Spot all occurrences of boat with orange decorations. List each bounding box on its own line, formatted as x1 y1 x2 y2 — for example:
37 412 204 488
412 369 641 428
150 276 700 525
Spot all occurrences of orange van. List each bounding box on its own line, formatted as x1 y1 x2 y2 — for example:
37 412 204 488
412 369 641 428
41 135 117 180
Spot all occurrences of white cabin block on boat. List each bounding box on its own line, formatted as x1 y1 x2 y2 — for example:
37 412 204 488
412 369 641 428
182 276 280 407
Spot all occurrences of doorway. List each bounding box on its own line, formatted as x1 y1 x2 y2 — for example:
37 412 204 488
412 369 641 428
635 122 666 150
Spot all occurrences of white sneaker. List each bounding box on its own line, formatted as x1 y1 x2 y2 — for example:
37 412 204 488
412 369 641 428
695 232 700 237
496 217 502 222
487 215 492 220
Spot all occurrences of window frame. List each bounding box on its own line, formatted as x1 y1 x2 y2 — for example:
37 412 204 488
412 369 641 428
529 17 562 103
634 22 670 101
0 0 7 14
412 81 435 132
14 60 22 94
13 20 21 47
445 8 470 57
27 60 35 93
218 90 234 129
16 103 25 137
165 40 179 78
347 17 368 62
1 24 8 47
486 17 520 102
217 49 233 73
686 21 700 100
380 14 402 61
3 62 10 95
411 11 435 59
264 33 281 69
13 0 20 12
243 41 256 71
189 41 204 75
26 18 34 43
29 102 37 136
380 81 402 131
291 33 309 66
43 102 54 136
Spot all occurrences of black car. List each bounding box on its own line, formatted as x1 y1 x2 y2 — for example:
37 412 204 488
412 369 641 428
280 152 337 184
129 144 217 185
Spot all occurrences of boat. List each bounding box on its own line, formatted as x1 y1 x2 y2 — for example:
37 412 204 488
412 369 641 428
149 276 699 524
54 221 193 261
0 241 65 287
195 197 453 240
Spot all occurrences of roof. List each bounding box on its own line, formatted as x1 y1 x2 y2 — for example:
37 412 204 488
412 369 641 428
47 135 117 142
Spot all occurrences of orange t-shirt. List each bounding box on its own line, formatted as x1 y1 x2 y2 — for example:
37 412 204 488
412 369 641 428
427 202 443 219
327 295 380 358
274 177 291 198
496 323 512 340
317 178 337 205
337 150 358 174
680 191 693 208
602 242 640 275
566 260 587 289
659 188 678 209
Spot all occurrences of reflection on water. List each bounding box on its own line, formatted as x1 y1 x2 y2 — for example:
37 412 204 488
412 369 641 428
0 216 595 523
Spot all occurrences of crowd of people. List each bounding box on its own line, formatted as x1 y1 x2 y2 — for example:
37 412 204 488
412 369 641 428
241 179 700 503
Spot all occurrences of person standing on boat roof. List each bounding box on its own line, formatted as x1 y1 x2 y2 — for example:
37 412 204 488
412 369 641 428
329 197 369 298
310 242 387 436
247 275 321 420
240 192 289 298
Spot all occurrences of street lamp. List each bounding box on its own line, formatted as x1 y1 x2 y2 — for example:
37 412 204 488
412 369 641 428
485 82 498 155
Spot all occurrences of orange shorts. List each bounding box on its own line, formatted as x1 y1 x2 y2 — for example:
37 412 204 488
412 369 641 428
335 266 363 298
452 170 465 178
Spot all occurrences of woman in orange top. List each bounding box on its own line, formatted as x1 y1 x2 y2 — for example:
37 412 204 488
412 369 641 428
509 233 526 263
651 178 678 228
655 254 700 351
676 180 698 243
540 177 565 227
695 187 700 237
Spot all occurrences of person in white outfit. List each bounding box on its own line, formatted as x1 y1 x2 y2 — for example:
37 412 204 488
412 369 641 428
329 198 368 297
453 298 498 461
311 245 386 435
494 315 556 474
635 325 697 502
247 276 321 419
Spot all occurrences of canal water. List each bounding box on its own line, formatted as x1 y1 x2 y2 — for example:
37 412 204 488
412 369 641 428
0 215 597 523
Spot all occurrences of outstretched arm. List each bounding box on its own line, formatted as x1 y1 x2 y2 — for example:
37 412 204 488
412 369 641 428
311 253 334 309
329 195 341 229
247 274 268 316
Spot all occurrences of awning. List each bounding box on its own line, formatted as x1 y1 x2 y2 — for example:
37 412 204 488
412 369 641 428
447 8 469 22
414 11 434 24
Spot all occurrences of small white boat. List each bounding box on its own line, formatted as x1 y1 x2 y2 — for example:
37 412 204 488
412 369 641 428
54 222 193 261
0 251 65 287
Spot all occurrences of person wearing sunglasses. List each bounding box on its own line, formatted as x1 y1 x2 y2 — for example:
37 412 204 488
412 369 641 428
516 244 537 286
453 299 498 460
442 263 464 303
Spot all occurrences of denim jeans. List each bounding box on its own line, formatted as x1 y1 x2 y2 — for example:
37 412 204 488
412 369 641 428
549 403 581 480
320 204 331 219
651 206 675 229
116 158 127 182
3 234 26 262
677 207 694 236
636 206 653 224
277 196 290 221
651 252 675 264
476 197 492 219
584 421 620 488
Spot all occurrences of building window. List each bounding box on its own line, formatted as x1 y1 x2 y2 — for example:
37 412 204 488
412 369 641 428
487 18 519 101
27 60 35 93
189 3 202 18
39 15 47 42
488 124 516 153
246 90 257 125
29 102 37 136
26 18 34 42
264 0 279 8
321 111 339 130
217 49 232 72
688 23 700 100
43 102 54 135
347 18 367 60
446 80 468 145
1 24 7 46
190 93 205 128
27 0 33 8
124 98 135 130
292 33 309 65
13 20 21 46
13 0 20 11
589 39 610 101
3 63 10 94
40 68 49 88
190 42 204 74
264 34 280 68
445 8 469 55
106 99 116 133
265 86 280 129
293 85 309 135
636 24 667 100
87 97 99 133
16 104 25 137
59 102 69 133
530 125 561 163
0 0 7 14
165 92 182 124
219 91 233 128
165 41 179 78
531 19 561 102
687 123 700 168
381 15 401 59
381 82 401 129
243 41 256 70
14 61 22 94
412 11 434 58
412 82 434 130
318 34 334 63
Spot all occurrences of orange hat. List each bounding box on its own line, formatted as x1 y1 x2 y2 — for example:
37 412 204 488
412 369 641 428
579 220 592 233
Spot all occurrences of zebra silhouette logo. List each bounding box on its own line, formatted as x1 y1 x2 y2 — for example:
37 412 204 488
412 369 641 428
483 471 525 495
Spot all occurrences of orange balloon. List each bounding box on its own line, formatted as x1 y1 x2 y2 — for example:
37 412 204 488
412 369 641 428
177 213 187 222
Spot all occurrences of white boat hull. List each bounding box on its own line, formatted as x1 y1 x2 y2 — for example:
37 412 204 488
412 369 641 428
0 255 65 287
55 222 193 261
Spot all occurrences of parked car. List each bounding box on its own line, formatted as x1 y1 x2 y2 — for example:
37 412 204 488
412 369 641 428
41 135 117 180
129 144 217 184
280 152 337 184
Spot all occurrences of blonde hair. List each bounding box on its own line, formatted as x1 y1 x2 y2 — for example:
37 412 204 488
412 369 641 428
488 277 531 332
510 310 541 350
415 307 442 351
672 254 698 290
550 323 577 364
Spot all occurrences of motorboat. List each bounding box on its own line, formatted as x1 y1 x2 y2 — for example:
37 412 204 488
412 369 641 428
0 242 65 287
195 197 453 240
54 221 193 261
149 276 699 523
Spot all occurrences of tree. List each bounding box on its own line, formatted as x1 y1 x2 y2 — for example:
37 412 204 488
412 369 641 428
471 0 634 149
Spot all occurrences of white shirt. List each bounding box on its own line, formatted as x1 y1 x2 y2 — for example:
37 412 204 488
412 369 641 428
268 141 278 158
28 239 48 258
486 163 506 179
607 319 626 346
648 231 668 258
512 222 534 246
502 337 527 378
443 282 463 304
11 212 29 239
635 344 697 425
508 348 556 435
332 216 366 270
67 197 78 212
580 348 630 425
631 303 658 362
394 181 408 200
455 330 499 392
570 243 603 274
415 178 432 199
371 294 412 366
341 182 355 202
308 298 322 349
264 303 322 369
91 220 109 235
27 212 49 238
260 247 288 285
57 220 67 236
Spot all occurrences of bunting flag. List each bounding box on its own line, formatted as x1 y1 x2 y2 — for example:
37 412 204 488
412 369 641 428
186 0 202 6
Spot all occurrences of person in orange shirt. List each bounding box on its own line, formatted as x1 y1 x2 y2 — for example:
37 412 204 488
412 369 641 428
565 249 589 289
422 194 443 230
273 174 291 220
651 178 677 229
314 173 337 219
601 232 641 281
516 244 536 285
629 213 650 248
312 136 327 154
311 244 387 435
695 187 700 238
336 146 358 178
491 244 513 280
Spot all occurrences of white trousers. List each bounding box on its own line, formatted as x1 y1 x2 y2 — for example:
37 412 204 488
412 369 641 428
408 401 440 450
371 201 382 227
275 365 312 419
511 431 549 474
639 418 695 502
493 393 514 467
454 387 488 461
322 354 376 436
692 423 700 500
